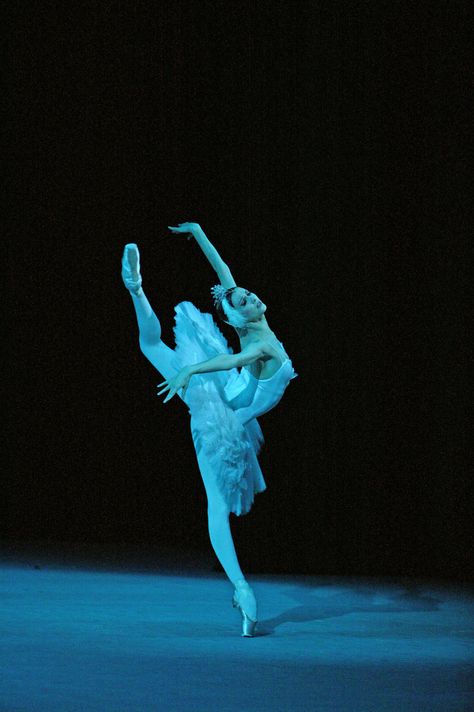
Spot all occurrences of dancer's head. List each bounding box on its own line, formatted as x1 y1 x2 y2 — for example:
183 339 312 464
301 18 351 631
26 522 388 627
212 286 266 329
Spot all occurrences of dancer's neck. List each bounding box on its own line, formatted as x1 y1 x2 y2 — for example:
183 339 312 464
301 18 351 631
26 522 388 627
236 314 273 340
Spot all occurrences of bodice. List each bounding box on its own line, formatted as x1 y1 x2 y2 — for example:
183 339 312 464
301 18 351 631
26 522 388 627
224 343 297 425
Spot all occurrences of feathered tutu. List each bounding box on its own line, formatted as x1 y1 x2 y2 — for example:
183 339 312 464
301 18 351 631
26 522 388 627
170 301 266 516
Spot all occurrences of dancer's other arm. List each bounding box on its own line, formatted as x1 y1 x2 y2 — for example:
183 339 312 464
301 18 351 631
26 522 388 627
157 343 265 402
167 222 237 289
189 341 265 374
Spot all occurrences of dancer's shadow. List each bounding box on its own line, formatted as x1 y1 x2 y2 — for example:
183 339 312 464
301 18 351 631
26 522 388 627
255 581 442 636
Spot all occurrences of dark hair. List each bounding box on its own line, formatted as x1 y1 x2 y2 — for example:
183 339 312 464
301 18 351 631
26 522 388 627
214 286 238 325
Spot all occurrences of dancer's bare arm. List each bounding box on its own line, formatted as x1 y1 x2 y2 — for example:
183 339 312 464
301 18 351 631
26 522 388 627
157 342 265 402
167 222 237 289
189 342 265 374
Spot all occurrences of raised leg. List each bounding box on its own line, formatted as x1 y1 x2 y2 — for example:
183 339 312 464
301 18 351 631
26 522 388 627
126 289 188 400
122 241 186 400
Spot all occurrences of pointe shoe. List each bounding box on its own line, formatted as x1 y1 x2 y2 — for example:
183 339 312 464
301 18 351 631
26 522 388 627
121 243 143 295
232 579 257 637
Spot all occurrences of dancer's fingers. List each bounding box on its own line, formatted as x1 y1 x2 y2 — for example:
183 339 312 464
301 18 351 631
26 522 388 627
157 380 167 387
157 385 169 396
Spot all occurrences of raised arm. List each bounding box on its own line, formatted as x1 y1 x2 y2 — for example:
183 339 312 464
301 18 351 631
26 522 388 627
168 222 237 289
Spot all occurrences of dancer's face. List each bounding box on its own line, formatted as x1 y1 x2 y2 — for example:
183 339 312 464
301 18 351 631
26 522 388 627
230 287 266 322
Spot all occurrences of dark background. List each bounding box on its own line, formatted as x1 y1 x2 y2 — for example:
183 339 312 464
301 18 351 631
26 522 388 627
3 2 471 581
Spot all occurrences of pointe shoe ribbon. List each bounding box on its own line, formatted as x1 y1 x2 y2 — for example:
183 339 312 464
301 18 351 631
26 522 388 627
122 243 143 295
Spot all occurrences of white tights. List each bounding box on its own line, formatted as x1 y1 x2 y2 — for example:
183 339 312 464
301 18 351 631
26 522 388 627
129 290 246 587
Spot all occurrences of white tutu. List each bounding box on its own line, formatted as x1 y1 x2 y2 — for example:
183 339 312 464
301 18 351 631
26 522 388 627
170 301 266 516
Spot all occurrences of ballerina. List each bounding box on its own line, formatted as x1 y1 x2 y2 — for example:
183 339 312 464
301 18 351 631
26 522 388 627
121 222 297 636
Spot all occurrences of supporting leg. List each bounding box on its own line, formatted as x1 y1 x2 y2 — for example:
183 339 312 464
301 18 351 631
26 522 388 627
208 501 246 587
204 466 258 630
193 440 258 631
195 447 246 586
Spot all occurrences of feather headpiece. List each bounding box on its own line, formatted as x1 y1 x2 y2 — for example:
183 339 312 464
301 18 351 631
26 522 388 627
210 284 247 328
210 284 228 308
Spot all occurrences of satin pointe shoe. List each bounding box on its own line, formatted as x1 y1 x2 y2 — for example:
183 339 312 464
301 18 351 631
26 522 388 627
232 579 257 637
121 243 143 295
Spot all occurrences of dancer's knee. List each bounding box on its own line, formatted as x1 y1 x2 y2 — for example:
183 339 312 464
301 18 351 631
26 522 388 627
139 338 164 373
207 498 231 521
139 333 162 352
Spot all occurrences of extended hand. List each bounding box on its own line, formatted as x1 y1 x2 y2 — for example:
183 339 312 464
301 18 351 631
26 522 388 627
157 366 192 403
167 222 200 239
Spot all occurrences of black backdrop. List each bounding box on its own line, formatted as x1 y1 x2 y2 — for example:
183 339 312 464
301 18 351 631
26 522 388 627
4 2 471 582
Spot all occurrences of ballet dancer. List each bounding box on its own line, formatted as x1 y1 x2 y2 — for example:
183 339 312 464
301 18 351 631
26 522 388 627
121 222 297 636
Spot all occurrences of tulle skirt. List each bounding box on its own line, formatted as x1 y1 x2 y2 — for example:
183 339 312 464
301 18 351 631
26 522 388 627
170 301 266 516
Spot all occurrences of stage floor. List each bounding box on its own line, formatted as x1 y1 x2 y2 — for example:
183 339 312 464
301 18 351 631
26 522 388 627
1 541 473 711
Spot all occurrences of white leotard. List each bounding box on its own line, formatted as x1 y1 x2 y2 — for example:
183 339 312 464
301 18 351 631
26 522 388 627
224 345 297 425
